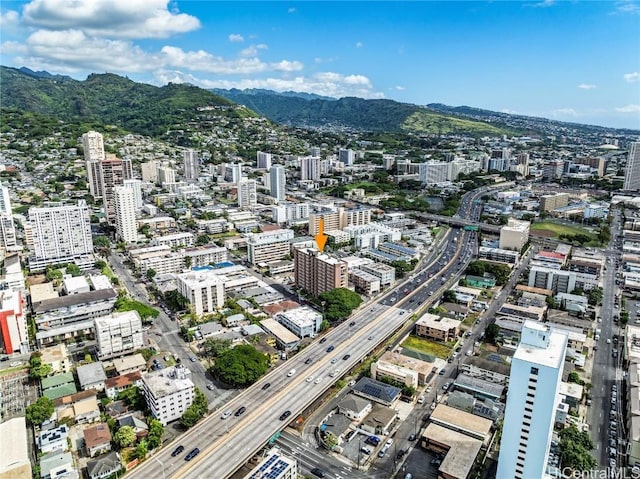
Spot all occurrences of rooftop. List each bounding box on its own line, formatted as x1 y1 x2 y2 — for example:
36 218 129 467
415 313 461 331
0 417 31 476
83 423 112 448
422 423 483 479
76 362 107 387
430 404 493 440
514 321 568 369
33 287 117 314
143 365 194 398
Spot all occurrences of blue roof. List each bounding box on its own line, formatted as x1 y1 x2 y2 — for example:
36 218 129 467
353 377 401 404
380 242 417 256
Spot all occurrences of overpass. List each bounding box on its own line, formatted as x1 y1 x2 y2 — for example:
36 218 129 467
414 212 502 234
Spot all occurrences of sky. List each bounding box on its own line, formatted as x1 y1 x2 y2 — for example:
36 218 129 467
1 0 639 130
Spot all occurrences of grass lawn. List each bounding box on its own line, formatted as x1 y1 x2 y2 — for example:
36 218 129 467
462 312 479 329
100 264 116 280
530 221 597 241
402 335 453 359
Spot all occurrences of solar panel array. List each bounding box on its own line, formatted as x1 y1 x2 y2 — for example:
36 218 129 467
248 453 292 479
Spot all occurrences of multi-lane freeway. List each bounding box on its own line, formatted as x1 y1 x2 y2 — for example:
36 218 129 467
128 186 494 479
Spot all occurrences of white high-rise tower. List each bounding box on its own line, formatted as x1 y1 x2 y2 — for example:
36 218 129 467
624 142 640 191
269 165 286 202
497 321 568 479
82 131 105 199
114 187 138 244
184 150 200 183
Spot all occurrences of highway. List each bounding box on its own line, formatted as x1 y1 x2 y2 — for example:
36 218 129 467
128 187 492 479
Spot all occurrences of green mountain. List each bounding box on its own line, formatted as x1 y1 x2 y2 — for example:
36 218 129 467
0 66 252 137
213 89 516 136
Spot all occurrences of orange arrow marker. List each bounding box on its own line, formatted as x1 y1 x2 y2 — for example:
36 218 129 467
315 217 328 252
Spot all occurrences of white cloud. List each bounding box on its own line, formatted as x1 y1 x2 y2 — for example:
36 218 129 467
612 1 640 15
355 41 363 48
158 70 384 100
228 34 244 43
21 0 200 38
288 7 296 13
577 84 597 90
551 108 578 117
624 72 640 82
0 9 19 27
395 85 406 91
616 104 640 113
240 44 268 57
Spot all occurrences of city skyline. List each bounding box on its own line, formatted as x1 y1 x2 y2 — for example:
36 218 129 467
0 0 638 129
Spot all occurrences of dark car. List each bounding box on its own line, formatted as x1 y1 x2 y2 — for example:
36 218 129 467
305 358 313 365
408 433 417 441
396 449 406 460
319 337 327 344
235 406 246 417
310 468 326 478
349 321 356 326
326 345 335 352
184 448 200 461
261 382 271 391
342 354 351 360
279 410 291 421
171 445 185 457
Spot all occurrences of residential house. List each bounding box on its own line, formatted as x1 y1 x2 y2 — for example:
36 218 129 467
336 395 372 421
83 423 112 458
86 452 122 479
54 390 100 424
105 371 143 400
38 425 69 454
76 362 107 391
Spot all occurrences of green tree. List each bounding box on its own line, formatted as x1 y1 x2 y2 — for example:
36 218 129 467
180 389 208 428
485 324 501 344
28 353 52 379
145 268 157 281
65 263 82 277
45 266 63 284
25 396 54 425
94 236 111 248
202 338 232 358
146 419 164 449
212 344 269 387
559 425 597 471
114 425 137 448
318 288 363 322
568 371 584 385
134 439 148 459
443 290 457 303
115 297 159 321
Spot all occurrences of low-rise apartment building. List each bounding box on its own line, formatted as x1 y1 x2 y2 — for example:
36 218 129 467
415 313 460 342
274 306 322 338
141 365 194 425
176 269 225 316
95 311 144 360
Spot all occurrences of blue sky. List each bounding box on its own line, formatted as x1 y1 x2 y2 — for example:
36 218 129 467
1 1 639 129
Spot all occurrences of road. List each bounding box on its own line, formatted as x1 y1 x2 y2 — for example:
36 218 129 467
127 184 511 479
107 252 231 407
589 207 624 468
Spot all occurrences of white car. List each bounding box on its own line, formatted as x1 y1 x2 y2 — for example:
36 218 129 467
314 377 323 384
221 410 231 420
306 376 314 383
287 369 296 377
386 438 394 447
465 350 472 356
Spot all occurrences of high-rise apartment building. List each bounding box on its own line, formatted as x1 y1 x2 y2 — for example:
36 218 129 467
123 179 143 210
294 248 348 297
99 156 126 224
246 229 295 265
28 201 94 271
308 207 372 236
497 321 567 479
114 187 137 244
82 131 105 199
0 181 16 249
237 178 257 209
300 156 322 181
499 218 530 251
257 151 272 170
624 142 640 191
184 149 199 183
338 148 354 166
419 161 453 185
141 160 160 183
95 310 144 360
141 365 194 426
269 165 286 202
0 290 28 354
157 165 176 186
176 270 225 316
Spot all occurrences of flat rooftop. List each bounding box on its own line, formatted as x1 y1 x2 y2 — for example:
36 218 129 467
422 422 482 479
430 404 493 441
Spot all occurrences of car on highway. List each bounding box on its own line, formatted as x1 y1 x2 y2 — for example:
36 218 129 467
349 321 356 326
305 358 313 364
326 345 335 352
314 377 323 384
310 467 326 478
319 337 327 344
262 382 271 390
184 448 200 461
171 445 185 457
287 369 296 377
342 354 351 360
368 335 374 340
306 376 314 382
235 406 247 417
279 410 291 421
330 358 338 364
221 410 231 419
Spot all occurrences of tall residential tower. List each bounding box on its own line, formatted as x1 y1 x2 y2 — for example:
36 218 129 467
624 142 640 191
